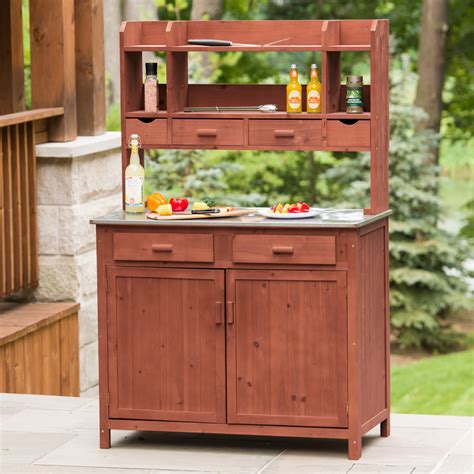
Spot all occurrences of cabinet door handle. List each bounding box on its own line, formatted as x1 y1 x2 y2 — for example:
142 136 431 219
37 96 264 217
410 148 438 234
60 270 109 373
197 128 218 137
151 244 173 252
272 245 294 255
274 129 295 138
215 302 223 325
226 301 234 324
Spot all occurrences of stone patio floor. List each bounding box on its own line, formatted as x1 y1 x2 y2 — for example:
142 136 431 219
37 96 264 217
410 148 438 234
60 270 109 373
0 394 472 473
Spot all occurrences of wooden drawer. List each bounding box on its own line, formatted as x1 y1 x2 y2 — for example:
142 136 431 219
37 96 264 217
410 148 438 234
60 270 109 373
113 232 214 262
232 234 336 265
172 119 244 146
249 119 322 147
326 120 370 148
125 119 167 147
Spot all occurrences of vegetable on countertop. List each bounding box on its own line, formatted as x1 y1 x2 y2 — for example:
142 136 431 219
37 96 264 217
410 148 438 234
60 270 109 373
169 197 188 212
201 197 216 208
157 204 172 216
147 192 167 212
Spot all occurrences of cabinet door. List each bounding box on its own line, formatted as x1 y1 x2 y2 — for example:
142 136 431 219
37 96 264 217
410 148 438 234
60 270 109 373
227 270 347 427
107 267 225 423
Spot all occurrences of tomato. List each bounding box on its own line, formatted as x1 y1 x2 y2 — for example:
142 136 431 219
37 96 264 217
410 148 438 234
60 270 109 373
169 197 189 212
297 201 310 212
147 192 167 211
287 204 300 213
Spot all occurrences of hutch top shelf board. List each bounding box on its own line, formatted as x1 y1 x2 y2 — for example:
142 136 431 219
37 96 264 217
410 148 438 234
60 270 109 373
120 19 389 214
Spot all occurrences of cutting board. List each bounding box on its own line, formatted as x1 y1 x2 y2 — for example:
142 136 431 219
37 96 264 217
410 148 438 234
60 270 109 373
147 208 255 221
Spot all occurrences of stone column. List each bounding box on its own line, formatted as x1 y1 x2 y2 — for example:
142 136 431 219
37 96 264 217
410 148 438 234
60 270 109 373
35 132 121 396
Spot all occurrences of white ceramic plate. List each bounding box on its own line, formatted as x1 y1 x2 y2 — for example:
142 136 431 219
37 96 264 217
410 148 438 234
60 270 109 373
259 209 319 219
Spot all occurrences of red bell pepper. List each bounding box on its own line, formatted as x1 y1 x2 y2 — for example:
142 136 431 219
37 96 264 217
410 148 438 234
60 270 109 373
169 197 188 212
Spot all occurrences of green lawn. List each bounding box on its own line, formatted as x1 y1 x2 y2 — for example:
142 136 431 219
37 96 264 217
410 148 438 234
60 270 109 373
391 349 474 416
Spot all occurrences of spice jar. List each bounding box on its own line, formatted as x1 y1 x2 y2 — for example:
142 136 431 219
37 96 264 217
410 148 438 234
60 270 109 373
144 62 158 112
346 75 363 113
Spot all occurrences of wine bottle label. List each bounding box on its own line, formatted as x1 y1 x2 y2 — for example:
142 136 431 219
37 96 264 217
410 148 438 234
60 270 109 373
125 176 144 206
307 90 321 110
288 90 301 110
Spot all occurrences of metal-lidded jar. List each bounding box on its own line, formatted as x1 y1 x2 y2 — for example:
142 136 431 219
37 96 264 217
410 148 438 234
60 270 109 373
346 75 364 113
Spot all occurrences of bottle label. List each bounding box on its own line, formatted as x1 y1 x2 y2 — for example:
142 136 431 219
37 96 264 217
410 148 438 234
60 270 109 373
347 87 363 107
125 176 144 206
288 90 301 110
307 90 321 110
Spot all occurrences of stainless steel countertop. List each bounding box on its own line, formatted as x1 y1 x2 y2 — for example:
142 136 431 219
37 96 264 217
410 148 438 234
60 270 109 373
90 208 392 229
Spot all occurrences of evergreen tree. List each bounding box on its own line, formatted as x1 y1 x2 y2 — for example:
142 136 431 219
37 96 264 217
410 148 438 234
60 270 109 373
323 99 471 352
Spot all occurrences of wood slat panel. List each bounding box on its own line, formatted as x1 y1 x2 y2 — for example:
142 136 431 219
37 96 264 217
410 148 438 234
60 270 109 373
0 122 38 297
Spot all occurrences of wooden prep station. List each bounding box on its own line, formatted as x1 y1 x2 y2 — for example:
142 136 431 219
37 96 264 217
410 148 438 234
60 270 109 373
92 19 390 460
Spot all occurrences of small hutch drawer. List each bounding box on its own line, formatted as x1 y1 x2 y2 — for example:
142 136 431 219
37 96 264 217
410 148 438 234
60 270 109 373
113 232 214 262
125 119 168 147
172 119 244 146
249 120 322 147
232 234 336 265
326 120 370 148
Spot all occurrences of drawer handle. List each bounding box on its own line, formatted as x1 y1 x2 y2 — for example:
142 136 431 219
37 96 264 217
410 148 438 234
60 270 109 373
197 128 218 137
226 301 234 324
272 245 294 255
215 302 223 325
151 244 173 253
274 129 295 138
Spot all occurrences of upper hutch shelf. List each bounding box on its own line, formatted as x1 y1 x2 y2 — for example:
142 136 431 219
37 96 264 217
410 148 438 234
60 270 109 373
120 19 389 214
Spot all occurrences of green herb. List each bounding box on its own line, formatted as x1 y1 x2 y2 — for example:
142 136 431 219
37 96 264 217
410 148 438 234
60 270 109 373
202 196 216 207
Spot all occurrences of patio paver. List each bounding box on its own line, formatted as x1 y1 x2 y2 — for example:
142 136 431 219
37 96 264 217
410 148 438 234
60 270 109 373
1 394 472 473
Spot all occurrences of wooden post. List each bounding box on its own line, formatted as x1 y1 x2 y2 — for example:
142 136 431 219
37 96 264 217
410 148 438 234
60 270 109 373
0 0 25 114
30 0 77 142
75 0 106 135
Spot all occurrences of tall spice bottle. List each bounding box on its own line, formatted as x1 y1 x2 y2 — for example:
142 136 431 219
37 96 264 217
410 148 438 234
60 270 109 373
144 62 158 112
125 134 145 213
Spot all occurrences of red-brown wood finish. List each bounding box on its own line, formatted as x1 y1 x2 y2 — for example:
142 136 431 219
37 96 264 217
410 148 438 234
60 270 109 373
226 269 347 427
106 266 226 423
104 18 390 460
96 218 390 460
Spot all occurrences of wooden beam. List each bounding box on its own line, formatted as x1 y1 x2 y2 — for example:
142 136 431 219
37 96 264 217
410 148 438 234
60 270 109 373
30 0 77 142
0 108 64 128
75 0 106 135
0 0 25 114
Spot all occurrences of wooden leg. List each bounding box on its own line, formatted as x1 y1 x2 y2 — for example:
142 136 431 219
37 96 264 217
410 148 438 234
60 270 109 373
100 427 111 448
348 436 362 460
381 417 390 437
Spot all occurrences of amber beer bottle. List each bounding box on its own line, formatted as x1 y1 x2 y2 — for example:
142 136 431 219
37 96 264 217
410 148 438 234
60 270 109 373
286 64 302 113
306 63 322 113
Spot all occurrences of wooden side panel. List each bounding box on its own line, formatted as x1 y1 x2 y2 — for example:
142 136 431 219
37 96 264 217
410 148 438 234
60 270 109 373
359 226 388 422
107 266 226 423
0 131 5 295
227 270 348 427
0 310 79 396
30 0 77 141
367 20 389 214
0 0 24 114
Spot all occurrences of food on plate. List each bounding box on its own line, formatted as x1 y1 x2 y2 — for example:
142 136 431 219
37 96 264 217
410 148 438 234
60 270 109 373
192 201 210 211
147 192 167 211
157 204 172 216
169 197 188 212
270 201 310 214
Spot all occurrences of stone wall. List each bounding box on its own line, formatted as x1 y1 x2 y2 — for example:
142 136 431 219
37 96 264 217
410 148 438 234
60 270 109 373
35 133 122 396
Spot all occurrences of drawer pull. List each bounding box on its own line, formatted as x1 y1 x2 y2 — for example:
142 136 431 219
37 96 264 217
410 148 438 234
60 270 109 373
151 244 173 253
274 129 295 138
197 128 218 137
226 301 235 324
215 302 223 325
272 245 294 255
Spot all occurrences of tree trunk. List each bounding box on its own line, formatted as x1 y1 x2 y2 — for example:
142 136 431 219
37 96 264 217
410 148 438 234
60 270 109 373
103 0 121 105
191 0 224 20
414 0 449 164
123 0 157 20
190 0 224 82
